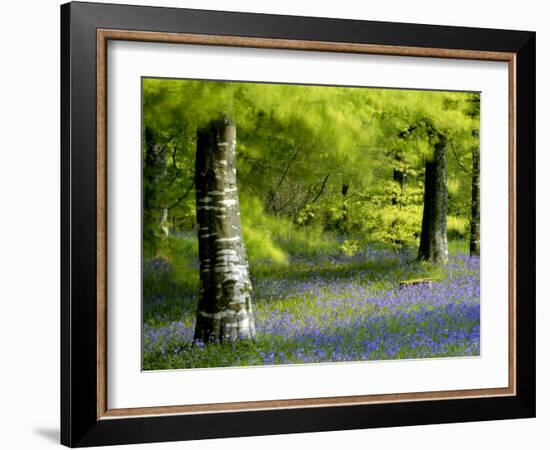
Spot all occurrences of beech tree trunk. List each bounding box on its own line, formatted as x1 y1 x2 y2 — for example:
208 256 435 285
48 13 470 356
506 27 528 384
193 118 255 343
469 144 480 256
418 137 449 263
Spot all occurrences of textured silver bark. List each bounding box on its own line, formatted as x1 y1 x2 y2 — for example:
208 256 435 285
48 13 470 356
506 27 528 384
193 118 255 342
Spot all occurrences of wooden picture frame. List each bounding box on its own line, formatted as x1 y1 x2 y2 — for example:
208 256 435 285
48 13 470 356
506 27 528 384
61 1 535 447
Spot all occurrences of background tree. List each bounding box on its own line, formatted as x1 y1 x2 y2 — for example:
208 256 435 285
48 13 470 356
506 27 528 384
143 126 169 256
467 95 481 256
470 135 480 256
418 131 449 262
374 91 479 261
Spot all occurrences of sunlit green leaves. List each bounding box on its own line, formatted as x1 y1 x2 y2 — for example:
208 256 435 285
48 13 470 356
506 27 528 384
142 77 479 259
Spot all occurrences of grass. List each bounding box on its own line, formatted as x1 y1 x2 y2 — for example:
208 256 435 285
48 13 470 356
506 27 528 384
142 239 479 370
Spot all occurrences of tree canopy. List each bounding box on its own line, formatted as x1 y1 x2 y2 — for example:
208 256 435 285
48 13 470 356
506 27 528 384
142 77 480 262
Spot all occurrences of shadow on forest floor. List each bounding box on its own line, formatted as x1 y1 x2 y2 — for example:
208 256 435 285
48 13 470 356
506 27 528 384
143 249 445 325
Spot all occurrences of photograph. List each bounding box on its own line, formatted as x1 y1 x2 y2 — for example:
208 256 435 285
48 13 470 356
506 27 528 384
141 78 481 370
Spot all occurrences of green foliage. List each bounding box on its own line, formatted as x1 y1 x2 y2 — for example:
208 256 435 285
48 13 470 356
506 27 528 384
447 215 469 240
241 196 339 264
448 239 470 256
148 234 199 288
142 77 480 272
368 204 424 251
339 239 360 257
241 197 289 265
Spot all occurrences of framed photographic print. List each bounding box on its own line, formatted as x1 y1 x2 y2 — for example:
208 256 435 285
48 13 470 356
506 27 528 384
60 1 535 447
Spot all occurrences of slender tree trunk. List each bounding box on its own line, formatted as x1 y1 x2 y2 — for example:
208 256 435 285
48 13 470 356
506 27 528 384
265 147 300 214
393 168 407 192
310 174 330 204
338 181 349 231
469 144 480 256
193 118 255 343
392 167 407 207
143 127 168 252
160 208 169 239
392 154 407 204
418 137 449 263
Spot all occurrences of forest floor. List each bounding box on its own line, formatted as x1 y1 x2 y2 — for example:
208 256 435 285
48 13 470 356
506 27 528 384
142 242 480 370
